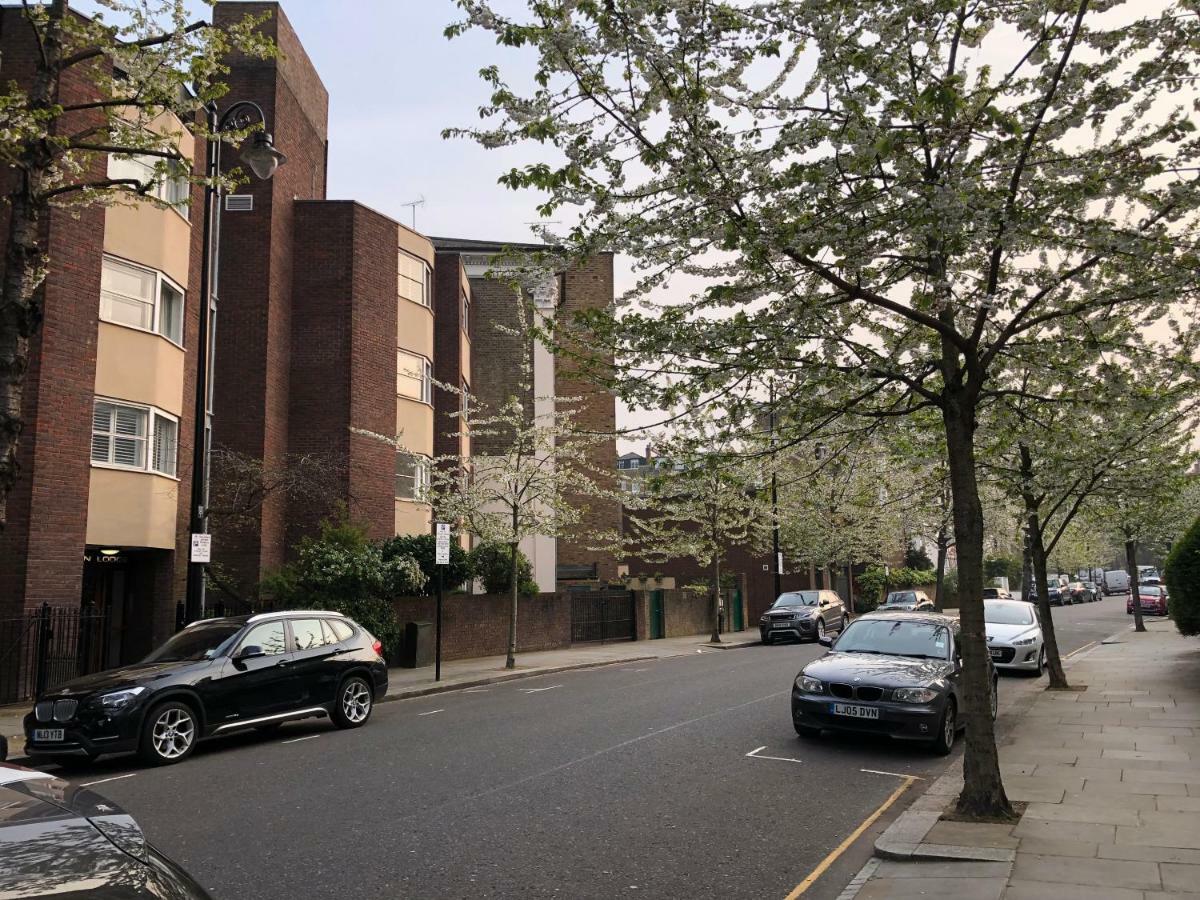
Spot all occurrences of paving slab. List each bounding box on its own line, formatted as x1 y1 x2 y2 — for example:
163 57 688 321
1004 880 1144 900
923 821 1019 850
1097 844 1200 865
1021 801 1139 826
1010 853 1162 891
1161 862 1200 894
1015 837 1098 858
1012 818 1117 844
856 876 1007 900
871 860 1012 879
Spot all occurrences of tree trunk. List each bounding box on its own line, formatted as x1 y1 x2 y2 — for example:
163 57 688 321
944 397 1013 820
844 563 855 615
506 541 519 668
934 529 949 611
1028 517 1068 689
709 555 722 643
1018 444 1068 689
1126 537 1145 633
0 9 63 529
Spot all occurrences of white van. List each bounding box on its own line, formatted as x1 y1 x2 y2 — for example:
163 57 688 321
1103 569 1130 595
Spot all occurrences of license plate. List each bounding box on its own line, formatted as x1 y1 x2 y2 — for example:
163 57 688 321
989 648 1004 659
33 728 64 742
772 622 791 628
831 703 879 719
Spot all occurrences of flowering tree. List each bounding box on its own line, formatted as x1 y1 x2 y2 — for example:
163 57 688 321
0 0 274 528
448 0 1200 818
622 420 766 642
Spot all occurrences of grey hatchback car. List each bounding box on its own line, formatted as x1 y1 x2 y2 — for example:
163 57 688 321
791 611 998 755
760 590 849 644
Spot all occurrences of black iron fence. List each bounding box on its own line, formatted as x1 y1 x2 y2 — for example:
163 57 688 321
570 590 635 643
0 604 110 704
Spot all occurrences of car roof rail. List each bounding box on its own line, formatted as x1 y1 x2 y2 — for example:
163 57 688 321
245 609 347 624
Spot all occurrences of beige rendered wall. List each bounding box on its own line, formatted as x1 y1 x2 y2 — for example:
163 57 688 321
395 499 431 537
94 324 185 415
397 300 434 360
86 468 179 549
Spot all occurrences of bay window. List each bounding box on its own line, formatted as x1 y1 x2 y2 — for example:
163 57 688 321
395 452 430 502
91 399 178 477
397 349 432 404
398 250 431 307
108 153 190 219
100 256 185 345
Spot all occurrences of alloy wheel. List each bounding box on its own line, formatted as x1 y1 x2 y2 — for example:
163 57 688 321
990 680 998 720
816 619 826 640
151 707 195 760
342 681 371 724
944 705 956 747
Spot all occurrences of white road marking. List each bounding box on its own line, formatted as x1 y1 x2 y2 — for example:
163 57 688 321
520 684 562 694
281 734 321 744
745 746 804 764
860 768 925 780
462 688 489 693
79 773 137 788
418 709 445 716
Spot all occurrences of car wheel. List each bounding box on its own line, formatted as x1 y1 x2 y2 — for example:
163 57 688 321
815 619 826 642
932 700 957 756
990 679 999 720
139 701 198 766
761 636 772 645
1034 646 1046 677
332 675 373 729
794 723 821 739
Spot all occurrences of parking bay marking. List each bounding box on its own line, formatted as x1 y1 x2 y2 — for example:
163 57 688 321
282 734 321 744
418 709 445 716
745 745 804 764
79 773 137 788
520 684 563 694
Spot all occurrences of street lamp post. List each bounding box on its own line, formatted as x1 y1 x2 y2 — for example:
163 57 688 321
183 100 287 624
769 380 781 600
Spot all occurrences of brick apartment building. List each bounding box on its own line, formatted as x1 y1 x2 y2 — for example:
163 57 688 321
0 8 205 667
0 2 620 699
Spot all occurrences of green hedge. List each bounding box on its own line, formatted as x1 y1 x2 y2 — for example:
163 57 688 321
1165 515 1200 637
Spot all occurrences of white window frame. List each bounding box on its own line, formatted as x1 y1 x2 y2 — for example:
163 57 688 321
398 249 431 308
397 349 433 405
100 255 186 347
395 453 431 502
461 289 470 334
107 152 191 221
91 397 179 479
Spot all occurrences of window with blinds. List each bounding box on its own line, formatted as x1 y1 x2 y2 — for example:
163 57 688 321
398 250 430 307
108 153 190 219
91 399 178 477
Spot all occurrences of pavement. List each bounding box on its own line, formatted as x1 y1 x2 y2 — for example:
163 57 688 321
0 627 763 761
849 613 1200 900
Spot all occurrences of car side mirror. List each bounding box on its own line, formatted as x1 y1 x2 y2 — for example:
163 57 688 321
818 635 834 648
236 645 264 661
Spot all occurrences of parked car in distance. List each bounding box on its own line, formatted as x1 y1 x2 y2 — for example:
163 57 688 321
1128 585 1169 617
982 587 1014 601
1047 584 1070 606
0 762 212 897
24 610 388 767
984 599 1045 676
761 590 849 644
1081 581 1101 602
1103 569 1130 595
791 611 997 755
1066 581 1096 603
879 590 935 612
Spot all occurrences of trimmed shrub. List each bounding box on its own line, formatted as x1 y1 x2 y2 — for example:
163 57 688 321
1165 515 1200 636
470 542 539 596
382 533 473 594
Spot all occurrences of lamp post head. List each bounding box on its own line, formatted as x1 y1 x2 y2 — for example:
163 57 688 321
241 131 287 180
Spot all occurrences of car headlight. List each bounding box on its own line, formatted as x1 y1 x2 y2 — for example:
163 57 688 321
1012 633 1038 646
96 687 146 712
796 675 824 693
893 687 937 703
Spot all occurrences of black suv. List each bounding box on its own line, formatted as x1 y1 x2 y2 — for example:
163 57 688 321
24 611 388 767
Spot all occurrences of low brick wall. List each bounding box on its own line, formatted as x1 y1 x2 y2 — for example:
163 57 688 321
392 592 571 663
663 589 712 638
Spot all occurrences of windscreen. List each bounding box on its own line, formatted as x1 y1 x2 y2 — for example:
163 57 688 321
773 591 819 607
984 601 1035 626
143 622 243 663
835 619 951 659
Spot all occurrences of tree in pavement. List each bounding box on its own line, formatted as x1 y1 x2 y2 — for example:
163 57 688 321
0 0 275 529
621 418 766 643
984 355 1199 687
447 0 1200 818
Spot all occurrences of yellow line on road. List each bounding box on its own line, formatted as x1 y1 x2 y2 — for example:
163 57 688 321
781 775 916 900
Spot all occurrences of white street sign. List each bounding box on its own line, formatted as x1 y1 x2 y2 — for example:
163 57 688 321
435 522 451 565
190 533 212 563
777 552 784 574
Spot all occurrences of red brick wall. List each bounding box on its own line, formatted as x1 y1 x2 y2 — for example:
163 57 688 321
432 252 467 460
660 589 712 638
0 9 106 614
212 2 328 589
556 254 620 580
392 592 572 661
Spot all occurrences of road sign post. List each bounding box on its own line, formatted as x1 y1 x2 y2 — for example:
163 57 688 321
435 523 451 681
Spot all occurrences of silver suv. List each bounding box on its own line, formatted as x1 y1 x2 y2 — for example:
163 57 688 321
760 590 849 644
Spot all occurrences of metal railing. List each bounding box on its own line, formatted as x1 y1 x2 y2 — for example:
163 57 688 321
0 604 109 704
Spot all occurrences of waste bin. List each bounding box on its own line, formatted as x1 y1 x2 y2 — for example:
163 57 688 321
398 620 434 669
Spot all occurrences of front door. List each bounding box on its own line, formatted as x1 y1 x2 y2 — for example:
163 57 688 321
207 620 294 726
650 591 665 639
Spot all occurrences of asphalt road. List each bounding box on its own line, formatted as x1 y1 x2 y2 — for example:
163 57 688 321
41 597 1133 900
